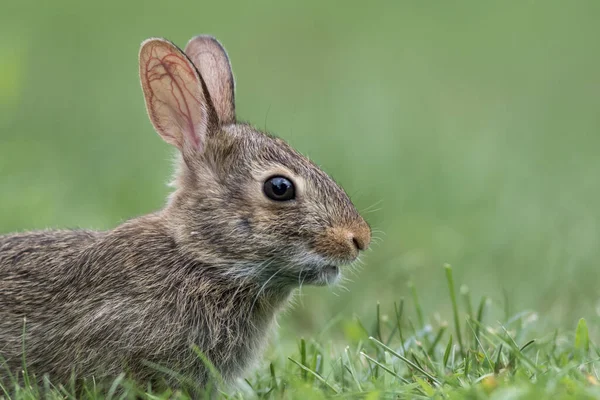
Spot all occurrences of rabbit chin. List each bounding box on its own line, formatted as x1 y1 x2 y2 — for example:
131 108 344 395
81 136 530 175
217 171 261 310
282 251 346 286
298 264 341 286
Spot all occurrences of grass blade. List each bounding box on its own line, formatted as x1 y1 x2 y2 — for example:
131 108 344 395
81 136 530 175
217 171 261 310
444 264 465 357
575 318 590 360
467 319 493 369
474 296 488 349
21 317 30 389
269 362 278 391
369 336 441 386
443 334 453 368
376 302 383 342
495 325 541 373
106 373 125 400
395 300 406 356
460 285 474 321
360 352 410 384
409 281 425 330
494 344 504 374
288 358 339 394
427 325 447 358
300 338 307 380
344 346 363 391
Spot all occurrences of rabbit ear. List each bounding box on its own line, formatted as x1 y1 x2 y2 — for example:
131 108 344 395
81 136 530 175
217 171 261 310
139 38 215 156
185 35 235 125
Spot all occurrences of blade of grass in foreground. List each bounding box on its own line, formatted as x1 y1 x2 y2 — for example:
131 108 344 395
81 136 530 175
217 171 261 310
409 281 425 331
360 352 411 384
288 357 339 394
427 324 447 357
474 296 488 350
344 346 363 392
394 299 406 355
443 334 453 369
470 318 542 374
369 336 441 386
575 318 590 361
376 301 383 342
461 285 474 346
466 318 493 369
445 264 465 358
300 338 307 380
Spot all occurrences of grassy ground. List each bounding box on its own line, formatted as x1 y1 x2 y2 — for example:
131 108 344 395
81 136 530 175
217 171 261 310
2 1 600 398
3 265 600 399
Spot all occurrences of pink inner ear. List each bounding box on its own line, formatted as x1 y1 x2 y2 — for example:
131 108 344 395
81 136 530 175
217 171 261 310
184 36 236 125
141 40 208 152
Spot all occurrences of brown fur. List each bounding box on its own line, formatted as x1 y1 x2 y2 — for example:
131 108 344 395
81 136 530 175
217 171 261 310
0 35 370 389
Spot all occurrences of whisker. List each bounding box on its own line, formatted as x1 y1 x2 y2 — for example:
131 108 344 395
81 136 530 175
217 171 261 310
297 267 306 307
370 229 387 236
360 199 384 213
248 266 281 316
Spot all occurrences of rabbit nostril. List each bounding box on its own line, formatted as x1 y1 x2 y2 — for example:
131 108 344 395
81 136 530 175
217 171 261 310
349 229 370 252
352 236 362 251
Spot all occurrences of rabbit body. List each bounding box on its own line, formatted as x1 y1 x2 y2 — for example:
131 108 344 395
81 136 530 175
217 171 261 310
0 36 371 387
0 216 284 385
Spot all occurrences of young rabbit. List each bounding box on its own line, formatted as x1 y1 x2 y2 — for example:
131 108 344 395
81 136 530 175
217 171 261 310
0 36 371 388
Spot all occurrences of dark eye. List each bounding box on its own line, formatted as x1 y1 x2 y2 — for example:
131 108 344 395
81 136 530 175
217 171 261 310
263 176 295 201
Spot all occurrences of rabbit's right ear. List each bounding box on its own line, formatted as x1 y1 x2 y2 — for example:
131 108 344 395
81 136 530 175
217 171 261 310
185 35 235 125
139 38 215 156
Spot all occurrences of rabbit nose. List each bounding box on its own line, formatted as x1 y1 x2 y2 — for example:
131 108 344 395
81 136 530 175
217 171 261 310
315 223 371 262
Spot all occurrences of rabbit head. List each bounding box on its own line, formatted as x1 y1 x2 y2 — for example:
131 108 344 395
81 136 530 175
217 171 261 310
139 36 370 287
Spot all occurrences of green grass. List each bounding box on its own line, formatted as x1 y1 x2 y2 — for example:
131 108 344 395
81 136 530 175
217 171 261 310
2 1 600 398
3 265 599 399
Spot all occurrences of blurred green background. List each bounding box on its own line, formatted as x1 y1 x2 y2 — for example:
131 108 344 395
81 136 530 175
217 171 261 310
1 1 600 338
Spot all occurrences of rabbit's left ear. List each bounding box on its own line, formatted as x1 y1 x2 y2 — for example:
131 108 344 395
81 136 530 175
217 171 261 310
185 35 236 125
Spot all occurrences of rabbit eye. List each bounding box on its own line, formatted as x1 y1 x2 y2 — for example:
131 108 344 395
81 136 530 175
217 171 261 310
264 176 295 201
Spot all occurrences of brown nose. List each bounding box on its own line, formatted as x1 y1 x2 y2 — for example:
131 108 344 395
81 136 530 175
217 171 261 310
315 223 371 261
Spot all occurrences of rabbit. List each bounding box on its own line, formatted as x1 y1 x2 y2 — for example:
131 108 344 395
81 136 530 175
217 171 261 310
0 35 371 390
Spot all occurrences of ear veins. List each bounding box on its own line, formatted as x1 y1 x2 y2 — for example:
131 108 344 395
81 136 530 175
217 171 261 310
144 46 203 150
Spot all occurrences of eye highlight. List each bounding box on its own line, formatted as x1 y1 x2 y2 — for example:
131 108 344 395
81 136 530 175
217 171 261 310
263 176 295 201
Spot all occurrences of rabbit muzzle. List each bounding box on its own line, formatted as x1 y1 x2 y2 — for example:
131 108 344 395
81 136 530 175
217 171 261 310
313 223 372 263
